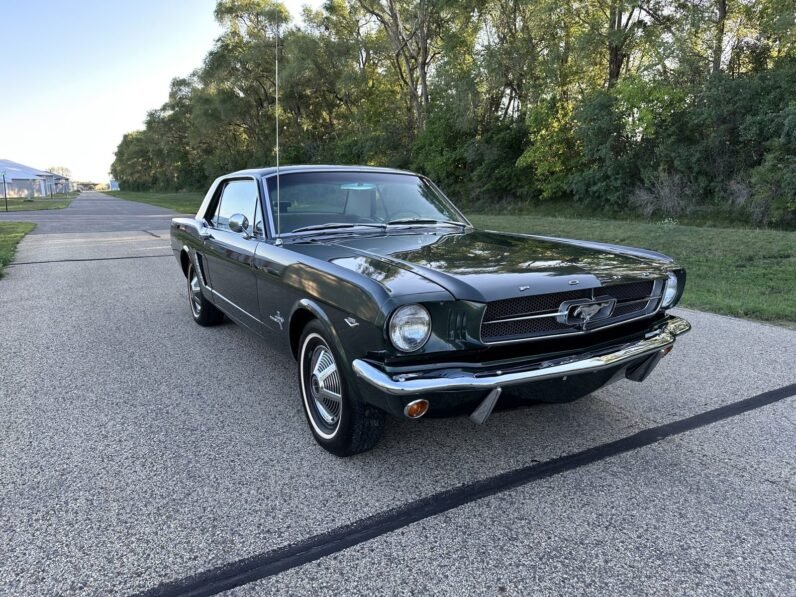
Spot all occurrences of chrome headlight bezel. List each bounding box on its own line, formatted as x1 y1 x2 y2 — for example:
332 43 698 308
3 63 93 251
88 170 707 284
661 272 680 308
388 304 432 352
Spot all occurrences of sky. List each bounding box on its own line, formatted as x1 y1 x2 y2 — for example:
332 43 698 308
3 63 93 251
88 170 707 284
0 0 322 182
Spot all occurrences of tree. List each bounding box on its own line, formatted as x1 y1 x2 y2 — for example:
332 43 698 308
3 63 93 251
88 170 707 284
357 0 479 135
110 0 796 227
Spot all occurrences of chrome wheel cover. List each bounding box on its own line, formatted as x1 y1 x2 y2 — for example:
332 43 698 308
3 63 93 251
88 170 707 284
189 270 202 317
309 345 342 426
300 333 343 439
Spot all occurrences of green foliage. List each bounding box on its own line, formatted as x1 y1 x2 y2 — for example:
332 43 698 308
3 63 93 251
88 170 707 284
750 103 796 226
111 0 796 228
518 100 577 201
569 90 638 208
412 108 532 205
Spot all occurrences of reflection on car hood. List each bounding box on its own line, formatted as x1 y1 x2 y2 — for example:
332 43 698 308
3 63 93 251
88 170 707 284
299 229 674 302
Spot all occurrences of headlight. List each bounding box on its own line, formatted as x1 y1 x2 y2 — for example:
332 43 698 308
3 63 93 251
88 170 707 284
661 272 680 308
389 304 431 352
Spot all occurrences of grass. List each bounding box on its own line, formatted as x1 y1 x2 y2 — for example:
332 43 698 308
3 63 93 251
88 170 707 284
463 197 792 231
0 222 36 278
96 190 794 324
104 190 204 214
470 214 796 326
1 191 78 212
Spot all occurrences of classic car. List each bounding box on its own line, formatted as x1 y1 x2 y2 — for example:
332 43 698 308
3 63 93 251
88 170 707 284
171 166 690 456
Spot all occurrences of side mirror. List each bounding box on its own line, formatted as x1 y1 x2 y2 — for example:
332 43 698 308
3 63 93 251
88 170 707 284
228 213 249 234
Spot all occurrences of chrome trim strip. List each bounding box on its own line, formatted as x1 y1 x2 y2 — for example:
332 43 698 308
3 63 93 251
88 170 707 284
483 311 560 324
259 176 278 239
210 289 267 326
353 316 690 396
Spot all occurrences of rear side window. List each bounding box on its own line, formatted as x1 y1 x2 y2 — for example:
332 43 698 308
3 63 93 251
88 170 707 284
211 179 259 231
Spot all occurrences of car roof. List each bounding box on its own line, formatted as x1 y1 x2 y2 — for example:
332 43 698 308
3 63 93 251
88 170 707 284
225 164 417 178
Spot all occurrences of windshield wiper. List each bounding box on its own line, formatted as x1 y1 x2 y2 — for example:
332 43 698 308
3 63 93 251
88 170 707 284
387 218 467 228
290 222 387 234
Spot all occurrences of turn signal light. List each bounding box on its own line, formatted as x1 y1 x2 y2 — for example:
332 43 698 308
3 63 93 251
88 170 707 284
661 346 673 357
404 399 430 419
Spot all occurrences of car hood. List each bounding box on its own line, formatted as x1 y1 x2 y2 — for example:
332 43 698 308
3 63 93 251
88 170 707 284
294 228 673 303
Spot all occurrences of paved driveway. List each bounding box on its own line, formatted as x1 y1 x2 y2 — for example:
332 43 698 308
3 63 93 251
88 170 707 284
0 193 794 595
0 191 178 234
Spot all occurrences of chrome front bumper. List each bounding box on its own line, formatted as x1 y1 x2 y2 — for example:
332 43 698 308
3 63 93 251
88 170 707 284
353 316 691 396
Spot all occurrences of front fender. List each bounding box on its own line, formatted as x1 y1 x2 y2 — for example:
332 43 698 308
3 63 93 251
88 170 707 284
288 298 354 366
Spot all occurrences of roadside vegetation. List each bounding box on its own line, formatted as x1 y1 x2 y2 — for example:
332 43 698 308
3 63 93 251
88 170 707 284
104 190 203 214
0 222 35 278
110 0 795 229
1 191 78 212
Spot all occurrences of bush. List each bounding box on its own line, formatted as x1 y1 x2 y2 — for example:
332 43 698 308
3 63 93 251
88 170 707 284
518 99 578 201
413 109 533 206
749 103 796 227
569 91 638 208
629 172 691 217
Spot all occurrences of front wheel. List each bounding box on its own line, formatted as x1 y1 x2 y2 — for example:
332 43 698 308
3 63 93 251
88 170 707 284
298 321 384 456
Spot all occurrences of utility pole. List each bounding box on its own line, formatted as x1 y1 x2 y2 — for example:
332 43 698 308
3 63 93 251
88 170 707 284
2 171 7 212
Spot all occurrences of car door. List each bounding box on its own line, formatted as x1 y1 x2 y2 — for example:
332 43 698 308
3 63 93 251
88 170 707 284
202 178 263 332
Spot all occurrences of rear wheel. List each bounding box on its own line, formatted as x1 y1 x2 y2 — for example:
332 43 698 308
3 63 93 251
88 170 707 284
298 321 384 456
187 262 223 326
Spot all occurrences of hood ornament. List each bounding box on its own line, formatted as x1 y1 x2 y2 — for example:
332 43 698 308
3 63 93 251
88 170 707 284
568 280 580 285
518 285 530 292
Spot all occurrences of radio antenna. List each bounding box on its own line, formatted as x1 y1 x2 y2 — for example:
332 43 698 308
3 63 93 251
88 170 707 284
275 13 281 243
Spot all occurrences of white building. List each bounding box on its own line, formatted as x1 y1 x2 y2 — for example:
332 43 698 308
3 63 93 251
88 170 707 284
0 159 72 198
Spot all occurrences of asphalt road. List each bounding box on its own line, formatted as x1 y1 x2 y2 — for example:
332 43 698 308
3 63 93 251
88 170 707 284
0 191 179 234
0 192 794 595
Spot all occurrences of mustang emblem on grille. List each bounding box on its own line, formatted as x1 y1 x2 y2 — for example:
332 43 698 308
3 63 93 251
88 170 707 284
572 303 604 321
556 297 617 330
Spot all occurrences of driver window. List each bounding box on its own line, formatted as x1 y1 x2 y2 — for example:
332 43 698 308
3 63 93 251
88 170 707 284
213 179 258 231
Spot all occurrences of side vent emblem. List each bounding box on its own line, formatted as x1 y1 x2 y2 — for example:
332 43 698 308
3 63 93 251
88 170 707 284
269 311 285 330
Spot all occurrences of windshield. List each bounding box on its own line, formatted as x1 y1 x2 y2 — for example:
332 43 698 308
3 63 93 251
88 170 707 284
264 171 467 235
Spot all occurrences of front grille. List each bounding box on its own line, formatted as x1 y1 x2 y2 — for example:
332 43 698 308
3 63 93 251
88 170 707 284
604 280 655 301
483 289 592 322
481 317 571 339
612 302 648 317
481 280 660 343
